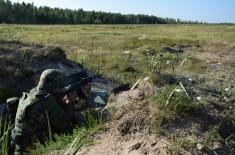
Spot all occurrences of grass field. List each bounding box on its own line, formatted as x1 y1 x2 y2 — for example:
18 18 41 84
0 24 234 154
1 24 235 46
1 24 234 84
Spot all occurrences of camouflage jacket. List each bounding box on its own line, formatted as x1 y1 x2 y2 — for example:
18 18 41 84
0 97 19 124
11 88 72 153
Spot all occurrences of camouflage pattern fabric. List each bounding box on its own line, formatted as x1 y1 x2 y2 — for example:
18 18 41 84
37 69 66 95
11 69 72 154
11 88 72 154
6 97 19 122
0 97 19 124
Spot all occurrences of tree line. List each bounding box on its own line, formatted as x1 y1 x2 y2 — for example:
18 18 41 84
0 0 204 24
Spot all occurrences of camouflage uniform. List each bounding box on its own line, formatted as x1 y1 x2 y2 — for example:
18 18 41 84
0 97 19 155
7 97 19 123
0 97 19 123
11 69 72 154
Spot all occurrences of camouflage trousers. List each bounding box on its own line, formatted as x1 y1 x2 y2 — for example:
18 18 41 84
10 129 48 155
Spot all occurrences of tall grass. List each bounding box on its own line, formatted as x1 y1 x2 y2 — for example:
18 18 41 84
0 117 11 155
35 109 104 154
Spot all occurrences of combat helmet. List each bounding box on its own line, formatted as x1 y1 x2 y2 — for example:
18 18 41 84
37 69 66 94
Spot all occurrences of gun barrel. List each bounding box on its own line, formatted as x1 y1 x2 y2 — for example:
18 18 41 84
64 75 96 93
65 70 88 85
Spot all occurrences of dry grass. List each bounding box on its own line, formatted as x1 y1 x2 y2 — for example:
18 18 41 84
0 24 234 154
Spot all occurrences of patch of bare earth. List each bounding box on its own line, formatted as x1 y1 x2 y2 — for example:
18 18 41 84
77 80 194 155
78 132 172 155
193 46 235 77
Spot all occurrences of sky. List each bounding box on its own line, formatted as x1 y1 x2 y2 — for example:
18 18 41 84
10 0 235 23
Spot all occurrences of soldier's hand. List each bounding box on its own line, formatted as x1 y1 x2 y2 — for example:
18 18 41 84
62 90 78 104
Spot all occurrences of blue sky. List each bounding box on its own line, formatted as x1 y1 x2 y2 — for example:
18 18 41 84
11 0 235 23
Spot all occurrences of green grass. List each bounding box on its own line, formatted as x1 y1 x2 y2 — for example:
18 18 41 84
151 84 201 122
33 110 104 154
0 117 11 155
0 24 234 154
35 127 97 154
0 24 234 86
1 25 235 47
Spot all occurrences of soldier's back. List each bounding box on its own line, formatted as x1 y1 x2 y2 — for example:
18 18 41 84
11 88 71 154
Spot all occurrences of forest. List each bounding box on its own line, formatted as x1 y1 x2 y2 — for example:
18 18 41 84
0 0 203 24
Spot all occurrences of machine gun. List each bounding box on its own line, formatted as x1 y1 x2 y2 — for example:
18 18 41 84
57 61 117 108
63 70 109 108
63 70 97 95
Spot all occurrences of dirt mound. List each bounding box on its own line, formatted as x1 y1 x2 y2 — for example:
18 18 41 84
77 79 161 155
77 80 170 155
107 78 157 136
78 75 235 155
0 40 81 101
78 79 194 155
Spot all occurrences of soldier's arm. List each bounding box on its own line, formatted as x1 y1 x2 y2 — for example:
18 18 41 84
43 95 72 132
